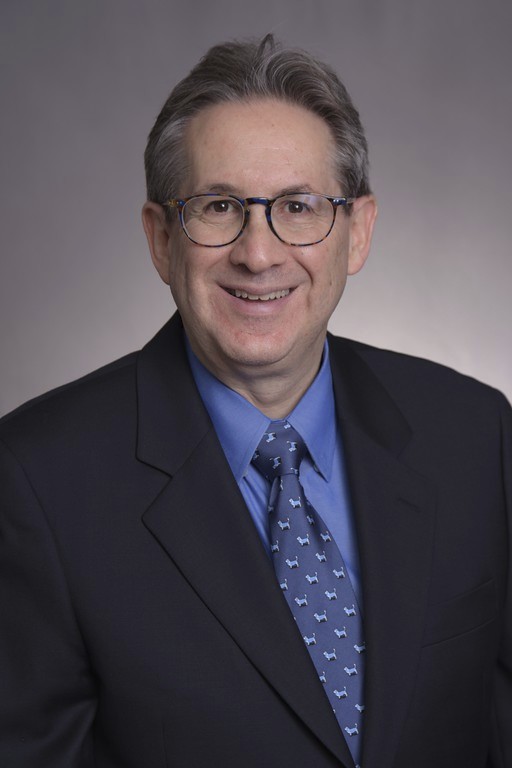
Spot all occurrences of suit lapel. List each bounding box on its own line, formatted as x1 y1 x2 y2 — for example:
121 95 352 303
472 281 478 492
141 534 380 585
136 317 353 766
330 337 436 768
136 319 437 768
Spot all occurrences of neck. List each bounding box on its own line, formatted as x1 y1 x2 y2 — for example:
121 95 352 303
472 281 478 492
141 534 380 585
189 339 325 420
224 364 320 420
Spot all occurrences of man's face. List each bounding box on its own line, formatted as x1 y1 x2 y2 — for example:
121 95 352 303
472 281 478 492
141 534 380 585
144 99 376 389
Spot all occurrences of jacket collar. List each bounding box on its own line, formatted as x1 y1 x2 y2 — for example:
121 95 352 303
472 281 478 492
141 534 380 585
329 334 436 768
136 314 211 475
137 318 436 768
137 321 412 474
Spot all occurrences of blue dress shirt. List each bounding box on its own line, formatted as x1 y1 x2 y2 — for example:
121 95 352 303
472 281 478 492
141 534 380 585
186 340 362 604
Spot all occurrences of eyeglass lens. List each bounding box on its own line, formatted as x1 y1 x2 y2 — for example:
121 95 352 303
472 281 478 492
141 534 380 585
181 194 336 246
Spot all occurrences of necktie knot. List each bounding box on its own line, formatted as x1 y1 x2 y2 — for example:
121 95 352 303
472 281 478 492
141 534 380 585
252 421 306 480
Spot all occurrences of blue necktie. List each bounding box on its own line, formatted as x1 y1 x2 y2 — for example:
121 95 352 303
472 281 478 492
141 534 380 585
252 420 365 767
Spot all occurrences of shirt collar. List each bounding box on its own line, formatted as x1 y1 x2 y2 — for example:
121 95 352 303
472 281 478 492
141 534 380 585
186 339 336 483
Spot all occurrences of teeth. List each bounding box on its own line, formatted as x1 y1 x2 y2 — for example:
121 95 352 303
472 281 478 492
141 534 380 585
231 289 290 301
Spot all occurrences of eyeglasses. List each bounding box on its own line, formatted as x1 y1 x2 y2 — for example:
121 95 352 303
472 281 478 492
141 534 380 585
163 193 355 247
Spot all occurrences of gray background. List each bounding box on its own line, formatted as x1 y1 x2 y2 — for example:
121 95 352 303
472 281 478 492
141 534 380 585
1 0 511 416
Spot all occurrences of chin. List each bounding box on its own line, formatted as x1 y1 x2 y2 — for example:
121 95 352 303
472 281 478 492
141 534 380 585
213 331 301 372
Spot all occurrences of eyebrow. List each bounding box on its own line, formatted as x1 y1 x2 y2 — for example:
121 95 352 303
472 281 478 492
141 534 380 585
196 183 318 197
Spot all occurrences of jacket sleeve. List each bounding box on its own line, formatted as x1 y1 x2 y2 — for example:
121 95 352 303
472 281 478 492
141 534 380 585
488 393 512 767
0 438 96 767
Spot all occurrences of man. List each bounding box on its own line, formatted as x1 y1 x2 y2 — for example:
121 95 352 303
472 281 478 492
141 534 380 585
0 35 510 768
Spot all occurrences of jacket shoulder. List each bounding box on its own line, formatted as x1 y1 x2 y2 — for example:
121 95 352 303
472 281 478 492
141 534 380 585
0 352 139 454
331 335 503 392
328 335 510 415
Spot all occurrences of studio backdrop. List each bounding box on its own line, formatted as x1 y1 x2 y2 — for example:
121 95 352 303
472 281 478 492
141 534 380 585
0 0 510 415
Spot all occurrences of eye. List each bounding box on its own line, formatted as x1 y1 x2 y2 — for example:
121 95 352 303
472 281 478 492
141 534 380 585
275 196 316 220
202 197 240 217
207 199 234 214
284 200 310 215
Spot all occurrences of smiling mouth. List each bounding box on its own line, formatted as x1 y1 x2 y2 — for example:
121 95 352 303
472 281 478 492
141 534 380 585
228 288 291 301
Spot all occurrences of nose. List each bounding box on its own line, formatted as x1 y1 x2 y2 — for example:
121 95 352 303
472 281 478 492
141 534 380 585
229 204 288 273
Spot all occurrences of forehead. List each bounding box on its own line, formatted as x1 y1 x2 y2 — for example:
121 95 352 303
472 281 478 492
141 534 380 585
182 98 339 196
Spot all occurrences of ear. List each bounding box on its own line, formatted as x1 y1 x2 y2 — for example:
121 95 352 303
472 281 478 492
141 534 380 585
347 195 378 276
141 202 172 285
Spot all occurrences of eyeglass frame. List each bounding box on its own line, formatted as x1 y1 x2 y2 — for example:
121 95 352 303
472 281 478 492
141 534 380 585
162 192 356 248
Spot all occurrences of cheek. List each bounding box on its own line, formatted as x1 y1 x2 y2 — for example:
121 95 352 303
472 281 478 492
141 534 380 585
325 271 347 311
310 247 347 294
307 250 349 321
325 232 350 292
168 240 196 291
167 247 194 310
168 249 216 316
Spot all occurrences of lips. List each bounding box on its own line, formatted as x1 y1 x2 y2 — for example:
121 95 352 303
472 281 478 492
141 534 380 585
228 288 291 301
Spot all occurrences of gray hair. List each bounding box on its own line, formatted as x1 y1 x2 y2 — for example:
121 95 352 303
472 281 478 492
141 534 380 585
144 34 370 210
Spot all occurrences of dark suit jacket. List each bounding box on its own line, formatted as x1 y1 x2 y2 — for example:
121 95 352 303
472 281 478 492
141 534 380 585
0 314 511 768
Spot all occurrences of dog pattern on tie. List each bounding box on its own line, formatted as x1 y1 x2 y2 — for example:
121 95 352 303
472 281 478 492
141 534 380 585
252 421 365 767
